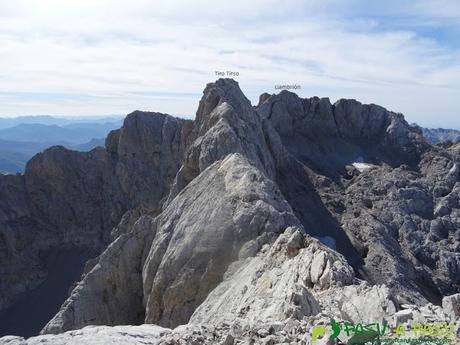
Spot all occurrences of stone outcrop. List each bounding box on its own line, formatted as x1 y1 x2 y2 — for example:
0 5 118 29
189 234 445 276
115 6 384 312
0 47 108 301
256 89 460 305
0 325 171 345
1 79 459 344
42 153 299 333
0 112 192 336
190 228 354 328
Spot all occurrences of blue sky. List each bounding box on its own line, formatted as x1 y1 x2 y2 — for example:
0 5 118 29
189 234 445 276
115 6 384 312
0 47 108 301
0 0 459 128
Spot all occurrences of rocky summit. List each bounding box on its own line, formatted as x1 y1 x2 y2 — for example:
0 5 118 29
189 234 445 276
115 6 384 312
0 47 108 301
0 79 459 344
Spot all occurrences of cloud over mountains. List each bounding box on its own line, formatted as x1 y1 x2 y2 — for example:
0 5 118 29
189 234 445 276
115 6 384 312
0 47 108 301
0 0 459 127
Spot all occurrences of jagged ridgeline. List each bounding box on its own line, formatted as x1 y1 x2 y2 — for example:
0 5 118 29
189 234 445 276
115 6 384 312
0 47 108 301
0 79 459 344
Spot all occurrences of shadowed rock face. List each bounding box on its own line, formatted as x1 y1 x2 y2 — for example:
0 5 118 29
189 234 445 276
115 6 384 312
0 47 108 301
0 247 95 337
0 112 192 336
257 91 460 298
257 91 429 176
1 79 459 342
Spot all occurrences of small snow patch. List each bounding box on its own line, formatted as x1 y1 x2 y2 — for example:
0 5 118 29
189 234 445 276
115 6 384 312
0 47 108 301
352 162 374 172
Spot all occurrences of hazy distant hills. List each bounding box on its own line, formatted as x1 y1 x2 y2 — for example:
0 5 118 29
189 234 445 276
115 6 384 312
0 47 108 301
0 115 122 130
0 122 121 143
0 140 51 173
0 116 67 130
0 116 123 173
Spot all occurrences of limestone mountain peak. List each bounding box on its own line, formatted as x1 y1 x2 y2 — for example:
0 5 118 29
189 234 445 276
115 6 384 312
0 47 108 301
0 80 459 344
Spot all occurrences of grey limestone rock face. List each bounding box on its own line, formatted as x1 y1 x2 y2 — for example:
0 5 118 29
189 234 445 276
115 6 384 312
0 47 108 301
257 90 429 175
1 324 171 345
442 293 460 319
6 290 460 345
0 111 192 335
256 89 459 303
1 78 459 344
108 111 194 214
190 228 354 328
337 149 460 302
167 79 280 204
142 153 298 328
41 216 155 334
44 153 300 332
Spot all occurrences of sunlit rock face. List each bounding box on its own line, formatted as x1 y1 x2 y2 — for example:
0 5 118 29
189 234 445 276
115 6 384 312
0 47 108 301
1 79 459 344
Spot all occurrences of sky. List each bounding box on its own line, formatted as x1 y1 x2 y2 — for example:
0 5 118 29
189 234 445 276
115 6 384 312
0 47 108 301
0 0 459 128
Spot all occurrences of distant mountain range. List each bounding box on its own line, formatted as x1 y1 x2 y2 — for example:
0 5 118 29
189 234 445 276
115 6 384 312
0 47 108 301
0 116 123 173
0 115 458 174
421 127 460 144
0 122 121 143
0 115 122 130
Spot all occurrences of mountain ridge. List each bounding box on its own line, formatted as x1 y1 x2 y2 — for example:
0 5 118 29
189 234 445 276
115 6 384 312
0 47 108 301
0 122 121 143
0 79 459 344
421 126 460 144
0 118 123 173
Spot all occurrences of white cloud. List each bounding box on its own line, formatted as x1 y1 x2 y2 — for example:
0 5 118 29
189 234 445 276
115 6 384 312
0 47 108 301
0 0 459 127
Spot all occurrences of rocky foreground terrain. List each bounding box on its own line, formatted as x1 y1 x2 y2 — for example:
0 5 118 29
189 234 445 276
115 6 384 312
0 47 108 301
0 79 459 344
